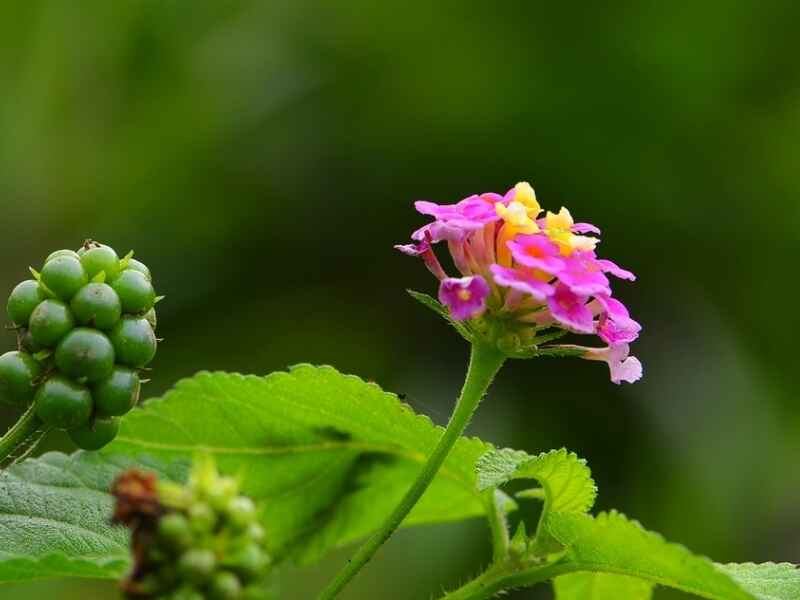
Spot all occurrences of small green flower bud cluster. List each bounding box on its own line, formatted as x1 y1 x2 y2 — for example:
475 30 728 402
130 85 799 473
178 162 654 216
0 241 161 450
114 458 271 599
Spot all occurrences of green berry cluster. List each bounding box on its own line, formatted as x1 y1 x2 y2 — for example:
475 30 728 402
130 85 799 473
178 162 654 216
115 459 271 599
0 241 160 450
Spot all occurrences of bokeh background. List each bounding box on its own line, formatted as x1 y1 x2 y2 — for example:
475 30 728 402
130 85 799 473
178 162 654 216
1 1 799 598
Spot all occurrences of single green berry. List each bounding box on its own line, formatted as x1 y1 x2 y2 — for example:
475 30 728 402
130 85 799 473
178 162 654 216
178 549 216 584
46 249 82 263
226 497 257 530
55 328 115 382
29 299 75 346
188 502 217 535
35 375 92 429
206 478 238 511
111 269 156 314
0 351 42 406
40 255 88 301
109 316 157 367
209 571 242 600
144 307 157 330
80 244 120 280
68 417 119 450
92 366 140 417
227 544 269 580
127 258 152 281
158 512 193 550
171 587 205 600
7 280 45 326
246 524 266 544
70 283 121 330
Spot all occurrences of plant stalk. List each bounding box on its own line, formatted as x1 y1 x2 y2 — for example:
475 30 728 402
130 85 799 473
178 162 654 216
437 561 571 600
317 342 506 599
0 404 43 465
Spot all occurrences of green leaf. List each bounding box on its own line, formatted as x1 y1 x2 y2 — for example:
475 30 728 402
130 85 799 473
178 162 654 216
105 366 494 563
0 451 185 583
476 448 596 514
718 563 800 600
407 289 473 341
547 511 754 600
554 572 653 600
477 448 597 553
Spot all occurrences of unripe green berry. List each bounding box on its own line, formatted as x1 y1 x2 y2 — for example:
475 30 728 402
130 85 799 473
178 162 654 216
80 245 120 280
228 544 268 580
7 280 45 326
246 524 266 544
127 258 152 282
0 351 42 406
206 478 238 511
111 269 156 314
188 502 217 535
46 249 81 263
55 328 115 382
226 497 257 530
109 316 157 367
70 283 121 330
178 549 216 584
92 366 140 417
158 512 193 550
29 299 75 346
68 417 119 450
209 571 242 600
35 376 92 429
40 256 87 301
171 587 205 600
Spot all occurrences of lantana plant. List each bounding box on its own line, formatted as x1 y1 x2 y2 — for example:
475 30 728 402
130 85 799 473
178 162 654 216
0 198 797 600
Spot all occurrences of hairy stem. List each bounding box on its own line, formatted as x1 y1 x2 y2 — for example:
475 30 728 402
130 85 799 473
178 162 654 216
0 405 43 465
484 489 510 562
438 561 572 600
317 342 506 600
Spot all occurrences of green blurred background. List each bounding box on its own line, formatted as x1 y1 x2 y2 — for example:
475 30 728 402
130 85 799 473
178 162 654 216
1 1 798 598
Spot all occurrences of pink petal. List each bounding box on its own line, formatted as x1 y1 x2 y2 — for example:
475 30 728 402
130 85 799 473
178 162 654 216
507 234 565 274
490 264 554 301
596 258 636 281
557 252 611 296
546 283 594 333
572 222 601 235
438 276 490 321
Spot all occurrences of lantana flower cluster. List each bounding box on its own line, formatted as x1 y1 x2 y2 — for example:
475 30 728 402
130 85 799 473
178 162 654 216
397 182 642 384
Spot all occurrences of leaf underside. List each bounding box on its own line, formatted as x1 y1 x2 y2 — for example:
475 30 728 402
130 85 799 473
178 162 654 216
0 452 185 583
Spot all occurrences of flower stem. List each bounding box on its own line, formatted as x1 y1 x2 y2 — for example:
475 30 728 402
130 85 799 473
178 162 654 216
0 405 43 465
317 342 506 600
483 489 510 562
437 561 571 600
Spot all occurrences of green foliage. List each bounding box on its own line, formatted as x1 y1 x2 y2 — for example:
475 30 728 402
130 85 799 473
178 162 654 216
477 448 596 514
0 452 185 583
718 563 800 600
554 572 653 600
547 511 754 600
477 448 596 553
106 366 493 562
